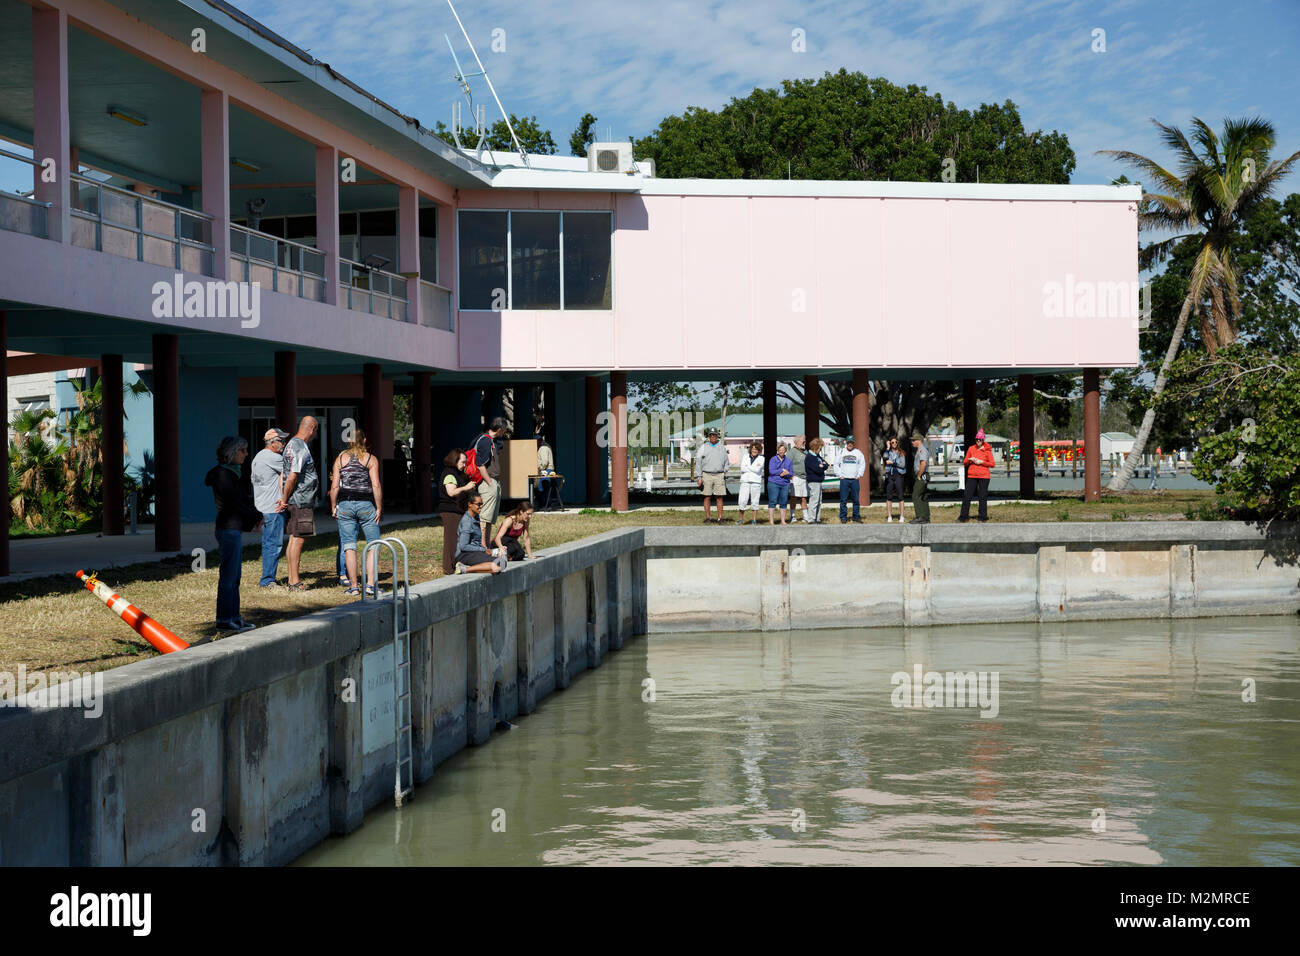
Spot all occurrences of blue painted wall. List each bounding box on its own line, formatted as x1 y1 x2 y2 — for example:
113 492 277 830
178 366 240 522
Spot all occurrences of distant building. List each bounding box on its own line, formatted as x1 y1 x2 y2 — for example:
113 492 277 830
1100 432 1136 457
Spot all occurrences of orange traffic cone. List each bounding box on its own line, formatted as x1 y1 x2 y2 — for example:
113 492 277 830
75 570 189 654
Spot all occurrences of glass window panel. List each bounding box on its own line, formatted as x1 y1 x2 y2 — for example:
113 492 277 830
458 211 507 309
419 205 437 238
510 211 560 309
285 215 316 241
562 212 612 309
358 209 396 236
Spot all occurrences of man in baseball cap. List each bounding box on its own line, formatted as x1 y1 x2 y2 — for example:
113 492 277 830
252 427 290 587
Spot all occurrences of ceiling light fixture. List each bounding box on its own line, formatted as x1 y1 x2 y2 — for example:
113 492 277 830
106 106 148 127
230 157 261 173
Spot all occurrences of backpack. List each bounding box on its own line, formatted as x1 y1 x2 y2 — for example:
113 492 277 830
464 433 488 483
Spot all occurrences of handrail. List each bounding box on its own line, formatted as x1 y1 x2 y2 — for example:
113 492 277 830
68 173 214 274
229 223 326 301
339 257 409 320
70 172 214 221
230 222 324 270
0 147 43 168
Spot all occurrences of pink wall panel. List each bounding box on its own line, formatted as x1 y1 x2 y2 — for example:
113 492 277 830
882 200 950 366
751 197 819 367
1013 201 1078 366
536 312 615 367
457 310 538 369
816 198 885 366
614 195 684 367
682 197 752 366
948 201 1016 365
1075 201 1141 366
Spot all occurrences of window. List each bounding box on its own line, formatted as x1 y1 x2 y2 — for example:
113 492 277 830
458 210 613 310
419 206 438 283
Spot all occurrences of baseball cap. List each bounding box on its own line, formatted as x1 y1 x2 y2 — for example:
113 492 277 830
706 428 720 437
263 427 289 443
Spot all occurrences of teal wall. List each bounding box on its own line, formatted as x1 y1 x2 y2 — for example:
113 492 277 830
179 366 239 522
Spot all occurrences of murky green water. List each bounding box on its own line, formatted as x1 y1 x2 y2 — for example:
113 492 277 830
298 617 1300 866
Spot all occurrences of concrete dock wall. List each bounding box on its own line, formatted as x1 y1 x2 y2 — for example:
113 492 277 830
0 529 647 866
643 522 1300 631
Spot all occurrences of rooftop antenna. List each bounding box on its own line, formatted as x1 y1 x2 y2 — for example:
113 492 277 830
444 0 529 168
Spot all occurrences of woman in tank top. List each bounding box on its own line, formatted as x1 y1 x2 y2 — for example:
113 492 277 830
330 428 384 595
492 502 534 561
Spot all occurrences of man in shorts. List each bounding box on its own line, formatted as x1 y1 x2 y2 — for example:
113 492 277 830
790 434 808 521
278 415 320 590
697 428 729 523
473 417 507 543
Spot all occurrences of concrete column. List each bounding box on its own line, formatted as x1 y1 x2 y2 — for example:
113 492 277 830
436 203 455 300
762 380 777 461
962 378 977 448
274 351 297 431
315 146 340 305
101 355 124 535
326 651 365 834
0 314 6 575
32 7 70 244
803 374 820 439
398 185 420 325
852 368 870 507
610 371 628 512
585 375 603 505
759 550 792 630
362 363 382 440
200 89 230 279
1083 367 1101 501
1018 374 1035 499
413 372 432 512
152 334 181 552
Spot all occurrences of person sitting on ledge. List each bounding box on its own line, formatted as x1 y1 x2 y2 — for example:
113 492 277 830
455 494 505 574
493 502 535 561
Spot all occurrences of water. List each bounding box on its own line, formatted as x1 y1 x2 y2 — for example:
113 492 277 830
297 616 1300 866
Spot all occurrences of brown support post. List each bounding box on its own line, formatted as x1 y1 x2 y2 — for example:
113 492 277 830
101 355 124 535
413 372 432 513
153 334 180 552
962 378 977 449
1018 374 1035 500
0 314 7 575
1083 368 1101 501
803 374 820 439
852 369 871 507
362 363 382 438
610 372 628 513
762 380 778 462
274 351 297 431
585 375 602 505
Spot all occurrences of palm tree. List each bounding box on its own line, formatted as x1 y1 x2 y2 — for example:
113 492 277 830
9 408 67 529
1101 117 1300 491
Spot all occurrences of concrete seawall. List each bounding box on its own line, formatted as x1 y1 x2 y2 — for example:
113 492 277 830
0 529 646 866
0 520 1295 865
643 522 1300 631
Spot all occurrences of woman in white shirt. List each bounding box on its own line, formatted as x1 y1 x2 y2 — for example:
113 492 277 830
738 442 765 525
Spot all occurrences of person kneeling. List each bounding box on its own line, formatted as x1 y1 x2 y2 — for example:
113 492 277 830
493 503 534 561
455 494 506 573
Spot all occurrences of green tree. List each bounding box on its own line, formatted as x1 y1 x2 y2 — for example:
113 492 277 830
433 114 557 156
1100 117 1300 490
569 112 599 157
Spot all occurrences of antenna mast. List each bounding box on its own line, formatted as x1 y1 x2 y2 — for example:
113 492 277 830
445 0 529 168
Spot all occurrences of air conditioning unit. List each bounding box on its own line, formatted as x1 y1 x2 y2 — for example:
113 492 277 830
588 141 635 174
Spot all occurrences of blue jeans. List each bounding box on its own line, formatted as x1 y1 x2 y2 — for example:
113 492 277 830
767 480 789 508
216 528 243 623
839 478 860 520
259 510 284 586
337 499 381 554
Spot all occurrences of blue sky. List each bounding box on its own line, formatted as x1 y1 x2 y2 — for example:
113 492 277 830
234 0 1300 191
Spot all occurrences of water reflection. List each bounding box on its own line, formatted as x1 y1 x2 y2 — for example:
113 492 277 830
298 616 1300 866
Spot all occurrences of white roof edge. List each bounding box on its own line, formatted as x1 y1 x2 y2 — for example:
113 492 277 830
486 169 1141 201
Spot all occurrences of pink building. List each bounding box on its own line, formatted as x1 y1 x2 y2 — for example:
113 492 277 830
0 0 1138 572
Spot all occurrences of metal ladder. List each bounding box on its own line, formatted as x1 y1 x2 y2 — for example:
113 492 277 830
362 536 413 808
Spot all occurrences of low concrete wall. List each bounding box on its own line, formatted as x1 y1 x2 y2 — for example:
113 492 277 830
0 529 647 866
644 522 1300 631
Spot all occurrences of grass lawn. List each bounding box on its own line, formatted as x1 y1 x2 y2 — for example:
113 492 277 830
0 488 1214 680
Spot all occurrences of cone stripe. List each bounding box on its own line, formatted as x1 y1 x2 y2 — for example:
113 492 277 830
76 570 189 654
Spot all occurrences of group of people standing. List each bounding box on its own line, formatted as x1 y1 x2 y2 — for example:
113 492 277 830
699 428 999 526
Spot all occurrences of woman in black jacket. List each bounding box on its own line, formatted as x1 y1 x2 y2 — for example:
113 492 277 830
205 436 263 632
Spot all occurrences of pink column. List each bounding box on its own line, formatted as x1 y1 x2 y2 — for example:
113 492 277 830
399 184 421 325
200 89 230 279
32 7 70 243
315 145 340 305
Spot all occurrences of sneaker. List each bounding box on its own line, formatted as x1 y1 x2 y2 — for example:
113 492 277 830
454 563 467 575
887 516 893 523
494 554 508 572
258 582 283 590
899 517 906 524
956 516 970 523
231 618 256 632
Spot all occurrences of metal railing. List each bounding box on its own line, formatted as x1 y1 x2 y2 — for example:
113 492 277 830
0 147 52 239
339 258 409 321
70 173 214 275
230 224 327 302
419 279 453 330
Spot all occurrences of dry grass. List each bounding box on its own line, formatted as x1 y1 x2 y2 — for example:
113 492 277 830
0 489 1213 678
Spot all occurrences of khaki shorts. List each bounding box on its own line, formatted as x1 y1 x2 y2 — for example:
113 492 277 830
286 504 315 537
701 472 727 497
791 476 808 497
478 476 501 523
